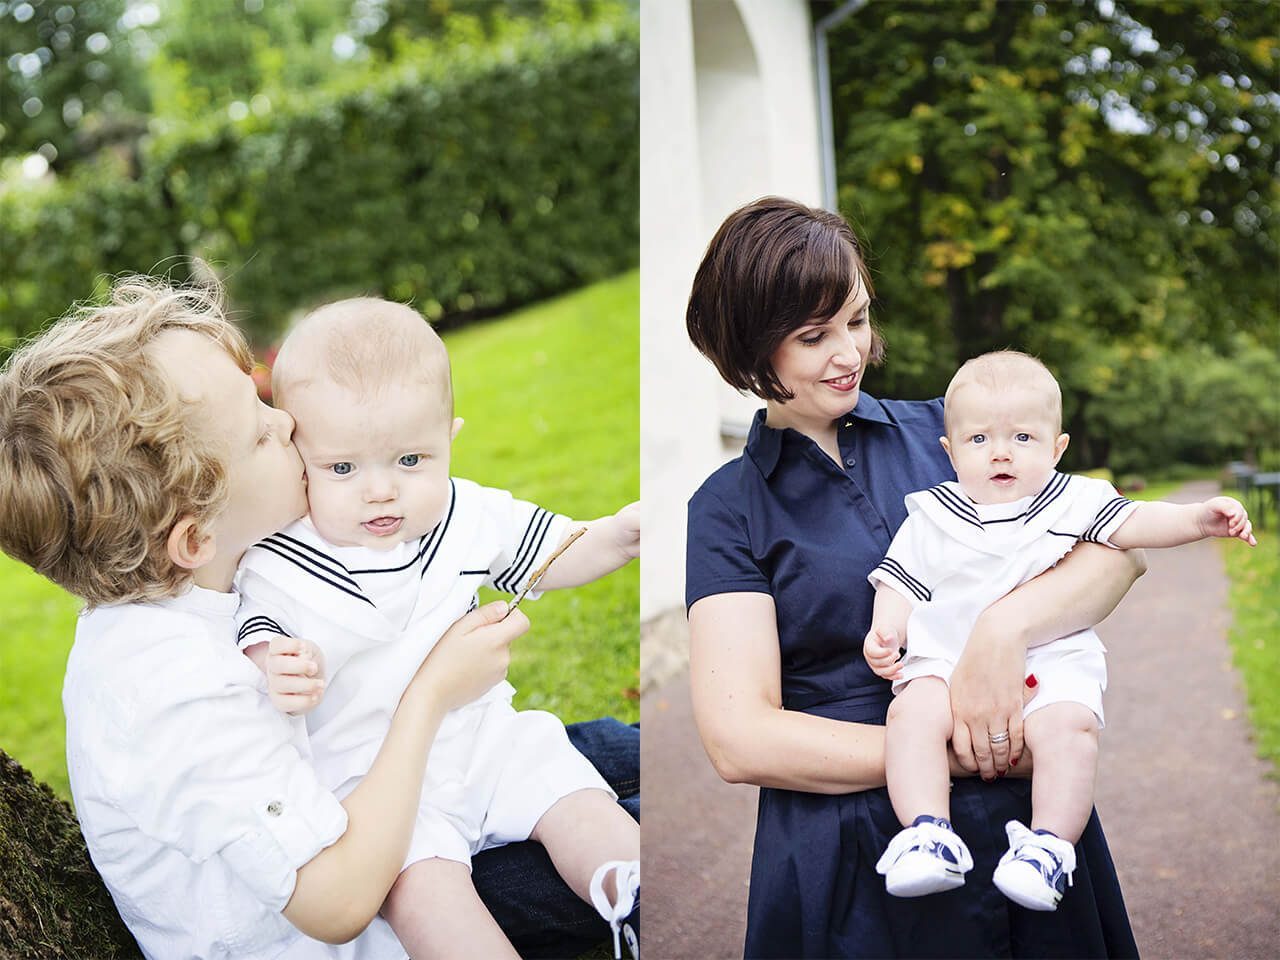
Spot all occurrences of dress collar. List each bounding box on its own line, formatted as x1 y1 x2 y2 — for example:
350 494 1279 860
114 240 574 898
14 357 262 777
745 394 897 478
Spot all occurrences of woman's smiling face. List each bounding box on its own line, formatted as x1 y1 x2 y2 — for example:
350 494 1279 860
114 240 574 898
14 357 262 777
767 276 873 432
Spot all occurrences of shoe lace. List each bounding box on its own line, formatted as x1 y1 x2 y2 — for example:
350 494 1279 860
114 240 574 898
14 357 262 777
1011 839 1075 889
880 821 974 873
590 859 640 959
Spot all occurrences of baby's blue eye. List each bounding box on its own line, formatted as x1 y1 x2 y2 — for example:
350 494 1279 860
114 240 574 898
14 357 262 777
399 454 421 467
331 462 353 476
972 434 986 444
1016 432 1031 442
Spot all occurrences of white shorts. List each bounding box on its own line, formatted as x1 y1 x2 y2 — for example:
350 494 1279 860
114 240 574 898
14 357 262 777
401 703 614 869
893 645 1107 727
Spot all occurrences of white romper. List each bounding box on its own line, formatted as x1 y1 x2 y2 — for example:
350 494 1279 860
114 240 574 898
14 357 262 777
235 477 613 869
867 472 1138 724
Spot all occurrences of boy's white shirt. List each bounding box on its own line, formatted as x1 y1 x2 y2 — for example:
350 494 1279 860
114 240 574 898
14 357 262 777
234 477 571 795
868 472 1139 664
63 586 406 960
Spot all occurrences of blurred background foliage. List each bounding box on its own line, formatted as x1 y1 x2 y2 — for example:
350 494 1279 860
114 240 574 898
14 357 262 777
1 0 638 348
819 0 1278 473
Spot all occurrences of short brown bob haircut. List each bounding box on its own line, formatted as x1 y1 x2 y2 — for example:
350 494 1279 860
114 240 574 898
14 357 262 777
686 196 885 402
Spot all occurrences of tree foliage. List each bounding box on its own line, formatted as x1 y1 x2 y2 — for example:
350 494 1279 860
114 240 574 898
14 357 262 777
0 0 149 168
823 0 1279 471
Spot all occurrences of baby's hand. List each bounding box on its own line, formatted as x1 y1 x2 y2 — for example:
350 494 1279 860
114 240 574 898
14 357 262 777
614 501 640 560
266 634 327 715
1199 496 1257 546
863 623 904 680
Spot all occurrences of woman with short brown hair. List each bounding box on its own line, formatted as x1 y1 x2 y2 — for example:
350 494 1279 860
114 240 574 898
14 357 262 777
683 197 1139 958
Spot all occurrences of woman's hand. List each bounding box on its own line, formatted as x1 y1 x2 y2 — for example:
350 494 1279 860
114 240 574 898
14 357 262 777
950 541 1145 779
949 610 1031 780
409 601 529 712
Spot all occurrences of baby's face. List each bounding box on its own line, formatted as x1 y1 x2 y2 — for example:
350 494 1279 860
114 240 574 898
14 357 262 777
942 384 1068 504
286 378 457 550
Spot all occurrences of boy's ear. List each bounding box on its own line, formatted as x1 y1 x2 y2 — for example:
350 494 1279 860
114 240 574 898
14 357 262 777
1053 432 1070 464
450 417 464 441
939 436 952 458
167 516 217 571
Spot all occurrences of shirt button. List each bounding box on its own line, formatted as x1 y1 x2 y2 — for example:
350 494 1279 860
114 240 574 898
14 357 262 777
266 801 283 817
845 457 857 467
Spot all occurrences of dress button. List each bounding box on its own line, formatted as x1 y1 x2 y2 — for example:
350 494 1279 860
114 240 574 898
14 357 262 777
845 457 857 467
266 801 283 817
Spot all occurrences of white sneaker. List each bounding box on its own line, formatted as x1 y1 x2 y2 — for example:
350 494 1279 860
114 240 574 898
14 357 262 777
876 816 974 897
590 859 639 959
992 820 1077 911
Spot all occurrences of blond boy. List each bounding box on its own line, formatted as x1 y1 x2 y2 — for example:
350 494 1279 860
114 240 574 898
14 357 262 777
233 299 640 960
0 278 541 959
863 351 1254 911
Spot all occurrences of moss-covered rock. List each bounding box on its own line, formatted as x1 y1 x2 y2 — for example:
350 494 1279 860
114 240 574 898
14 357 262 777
0 750 140 959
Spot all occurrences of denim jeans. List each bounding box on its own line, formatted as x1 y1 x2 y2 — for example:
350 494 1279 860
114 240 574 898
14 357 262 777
472 717 639 958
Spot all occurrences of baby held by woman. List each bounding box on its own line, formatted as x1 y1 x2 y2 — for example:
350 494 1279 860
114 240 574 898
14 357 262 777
865 350 1253 911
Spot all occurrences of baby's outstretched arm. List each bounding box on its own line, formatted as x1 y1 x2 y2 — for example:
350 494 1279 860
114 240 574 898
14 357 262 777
244 634 327 715
535 501 640 591
1109 495 1256 549
864 583 912 680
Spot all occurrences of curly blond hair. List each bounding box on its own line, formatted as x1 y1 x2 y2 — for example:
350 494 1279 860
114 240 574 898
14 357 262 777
0 276 252 606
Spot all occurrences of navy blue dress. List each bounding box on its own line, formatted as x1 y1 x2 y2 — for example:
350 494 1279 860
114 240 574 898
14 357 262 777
685 396 1138 960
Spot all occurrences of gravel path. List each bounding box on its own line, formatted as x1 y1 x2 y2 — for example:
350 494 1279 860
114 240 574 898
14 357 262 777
641 481 1280 959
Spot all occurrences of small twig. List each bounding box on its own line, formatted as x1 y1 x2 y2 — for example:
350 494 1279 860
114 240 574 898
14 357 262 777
504 526 588 617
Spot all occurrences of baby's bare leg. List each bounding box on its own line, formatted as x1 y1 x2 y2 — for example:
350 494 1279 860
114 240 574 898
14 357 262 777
382 858 518 960
1023 702 1099 843
885 677 954 827
530 788 639 906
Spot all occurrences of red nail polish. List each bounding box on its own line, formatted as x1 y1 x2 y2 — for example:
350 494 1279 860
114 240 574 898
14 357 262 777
1010 757 1018 766
1025 674 1038 688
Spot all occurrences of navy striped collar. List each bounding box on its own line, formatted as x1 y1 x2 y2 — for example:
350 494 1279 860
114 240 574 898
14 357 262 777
747 394 897 478
921 472 1072 531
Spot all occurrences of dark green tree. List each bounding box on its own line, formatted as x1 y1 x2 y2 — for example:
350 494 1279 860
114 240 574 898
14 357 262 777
822 0 1279 470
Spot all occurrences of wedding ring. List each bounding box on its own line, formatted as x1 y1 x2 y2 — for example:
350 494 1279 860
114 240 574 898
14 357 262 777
988 731 1010 744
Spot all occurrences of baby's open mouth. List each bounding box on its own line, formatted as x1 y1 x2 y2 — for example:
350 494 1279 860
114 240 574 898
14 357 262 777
991 474 1016 483
363 516 403 536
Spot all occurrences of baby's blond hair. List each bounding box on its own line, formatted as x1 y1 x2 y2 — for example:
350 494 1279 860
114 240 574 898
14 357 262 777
271 297 452 416
943 350 1062 436
0 277 252 607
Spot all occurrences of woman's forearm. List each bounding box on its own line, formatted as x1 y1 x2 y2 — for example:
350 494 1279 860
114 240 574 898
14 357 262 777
689 592 887 794
982 542 1146 648
700 701 888 794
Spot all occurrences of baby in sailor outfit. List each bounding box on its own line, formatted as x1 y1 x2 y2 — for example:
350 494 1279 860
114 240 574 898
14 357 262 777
234 298 640 959
863 350 1255 912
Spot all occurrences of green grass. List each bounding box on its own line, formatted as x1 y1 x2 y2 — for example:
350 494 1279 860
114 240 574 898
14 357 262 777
0 272 639 801
1124 471 1280 776
0 554 81 798
447 271 639 725
1223 508 1280 775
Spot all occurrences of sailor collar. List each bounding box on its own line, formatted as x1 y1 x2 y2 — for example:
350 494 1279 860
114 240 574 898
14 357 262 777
906 472 1078 555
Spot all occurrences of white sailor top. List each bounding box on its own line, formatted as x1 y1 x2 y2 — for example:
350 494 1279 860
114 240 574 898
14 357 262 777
234 477 571 792
867 472 1138 663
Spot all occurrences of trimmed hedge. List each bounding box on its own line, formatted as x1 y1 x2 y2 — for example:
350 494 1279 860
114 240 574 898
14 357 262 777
1 17 638 349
